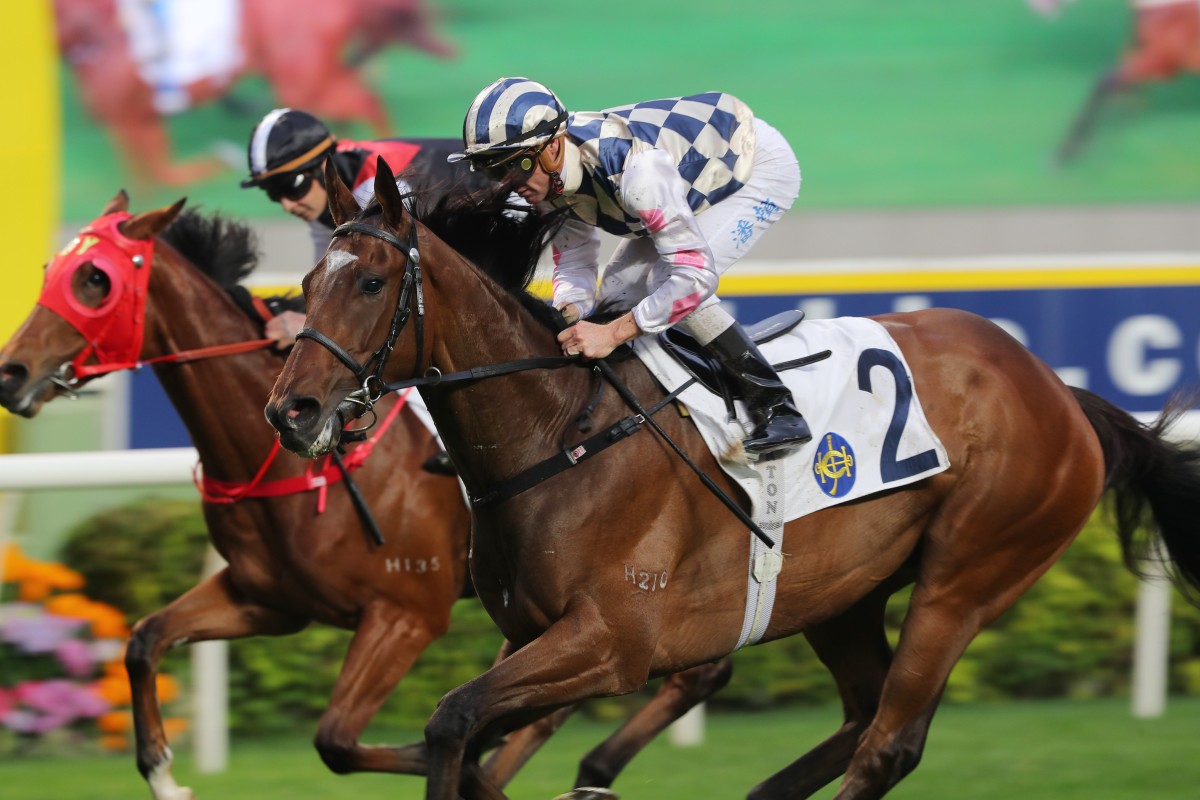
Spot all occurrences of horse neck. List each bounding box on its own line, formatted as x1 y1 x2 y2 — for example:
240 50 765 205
418 237 594 493
141 245 282 480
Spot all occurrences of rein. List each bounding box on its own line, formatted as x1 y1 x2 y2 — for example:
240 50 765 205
296 219 426 419
301 210 777 547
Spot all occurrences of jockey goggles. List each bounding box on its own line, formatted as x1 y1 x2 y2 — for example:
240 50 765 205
469 141 551 183
262 171 316 203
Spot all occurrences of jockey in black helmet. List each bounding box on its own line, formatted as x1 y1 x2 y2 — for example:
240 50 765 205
242 108 489 264
242 108 483 475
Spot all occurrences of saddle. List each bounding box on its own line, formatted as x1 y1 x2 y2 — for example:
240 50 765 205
657 309 819 421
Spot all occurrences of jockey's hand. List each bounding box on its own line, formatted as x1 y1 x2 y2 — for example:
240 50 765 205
557 302 581 325
265 310 307 351
557 313 641 359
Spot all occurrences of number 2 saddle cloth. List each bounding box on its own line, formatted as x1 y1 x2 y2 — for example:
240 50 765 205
632 315 951 528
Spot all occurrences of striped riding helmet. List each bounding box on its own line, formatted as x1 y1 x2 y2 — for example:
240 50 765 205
446 77 566 165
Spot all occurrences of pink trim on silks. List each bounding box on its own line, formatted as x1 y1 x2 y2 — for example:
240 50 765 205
552 246 563 265
638 208 667 233
672 249 706 269
668 293 702 323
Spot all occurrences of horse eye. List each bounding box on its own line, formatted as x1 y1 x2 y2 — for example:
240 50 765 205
360 277 385 295
86 267 108 288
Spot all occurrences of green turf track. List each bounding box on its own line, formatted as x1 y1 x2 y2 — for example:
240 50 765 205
59 0 1200 221
4 699 1200 798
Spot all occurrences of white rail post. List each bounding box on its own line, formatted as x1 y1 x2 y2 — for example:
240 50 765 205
194 547 230 773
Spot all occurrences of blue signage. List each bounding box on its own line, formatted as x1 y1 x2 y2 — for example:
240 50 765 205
725 284 1200 414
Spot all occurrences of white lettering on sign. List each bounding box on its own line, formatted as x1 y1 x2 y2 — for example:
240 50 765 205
384 557 441 574
624 564 669 593
1108 315 1182 396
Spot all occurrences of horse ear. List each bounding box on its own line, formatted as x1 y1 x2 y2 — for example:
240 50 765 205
372 156 406 227
101 190 130 216
118 198 186 240
325 157 359 227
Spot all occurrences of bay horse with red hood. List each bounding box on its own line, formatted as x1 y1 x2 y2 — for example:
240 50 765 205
265 155 1200 799
0 191 729 799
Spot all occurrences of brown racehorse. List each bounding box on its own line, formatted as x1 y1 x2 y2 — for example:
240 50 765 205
264 157 1200 799
1028 0 1200 162
0 193 730 800
54 0 455 185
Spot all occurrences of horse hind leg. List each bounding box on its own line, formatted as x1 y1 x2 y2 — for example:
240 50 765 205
832 528 1085 798
748 585 893 800
127 569 306 800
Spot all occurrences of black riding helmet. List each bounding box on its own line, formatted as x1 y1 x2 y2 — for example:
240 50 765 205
240 108 336 190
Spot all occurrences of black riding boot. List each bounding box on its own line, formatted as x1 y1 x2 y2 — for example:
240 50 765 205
706 324 812 455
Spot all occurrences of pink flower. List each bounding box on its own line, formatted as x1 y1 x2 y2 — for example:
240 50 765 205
56 638 95 677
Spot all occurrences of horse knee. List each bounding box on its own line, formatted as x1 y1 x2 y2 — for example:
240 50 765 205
424 690 478 754
125 616 165 679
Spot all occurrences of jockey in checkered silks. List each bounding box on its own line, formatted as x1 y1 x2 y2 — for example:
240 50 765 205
448 77 811 455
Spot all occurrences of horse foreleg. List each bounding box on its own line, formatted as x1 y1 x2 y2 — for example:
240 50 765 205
311 603 437 775
571 658 734 791
424 608 651 800
1056 72 1121 165
481 706 577 787
128 569 307 800
748 588 893 800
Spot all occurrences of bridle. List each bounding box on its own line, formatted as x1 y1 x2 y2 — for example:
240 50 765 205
294 217 427 431
36 211 274 393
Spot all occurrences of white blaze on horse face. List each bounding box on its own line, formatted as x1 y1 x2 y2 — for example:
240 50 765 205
324 249 359 274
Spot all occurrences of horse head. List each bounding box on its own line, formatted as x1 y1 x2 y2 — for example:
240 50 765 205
0 191 184 416
266 156 422 457
266 155 563 460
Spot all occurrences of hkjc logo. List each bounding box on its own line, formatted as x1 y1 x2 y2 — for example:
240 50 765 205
813 432 856 497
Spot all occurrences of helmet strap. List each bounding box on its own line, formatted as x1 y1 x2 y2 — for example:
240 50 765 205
538 137 566 197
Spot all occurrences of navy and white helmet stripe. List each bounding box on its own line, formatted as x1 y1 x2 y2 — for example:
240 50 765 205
449 77 565 162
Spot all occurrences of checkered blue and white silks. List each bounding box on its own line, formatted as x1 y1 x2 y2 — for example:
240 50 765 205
562 92 757 237
457 77 565 158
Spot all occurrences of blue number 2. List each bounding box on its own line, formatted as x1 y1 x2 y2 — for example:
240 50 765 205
856 348 940 483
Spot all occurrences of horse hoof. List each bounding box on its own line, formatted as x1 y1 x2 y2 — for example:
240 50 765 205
553 789 619 800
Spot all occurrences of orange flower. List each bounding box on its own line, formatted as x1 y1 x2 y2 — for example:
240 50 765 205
156 674 180 704
97 710 132 734
100 733 129 752
163 718 189 739
18 578 51 602
93 675 132 707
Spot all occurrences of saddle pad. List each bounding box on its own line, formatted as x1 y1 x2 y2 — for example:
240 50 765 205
631 316 951 526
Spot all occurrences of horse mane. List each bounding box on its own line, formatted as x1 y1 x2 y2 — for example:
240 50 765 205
365 183 569 329
160 207 260 290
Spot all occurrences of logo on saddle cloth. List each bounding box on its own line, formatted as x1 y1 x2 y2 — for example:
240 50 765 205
813 432 856 497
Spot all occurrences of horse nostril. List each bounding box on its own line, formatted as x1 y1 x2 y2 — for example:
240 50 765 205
274 396 321 432
0 362 29 394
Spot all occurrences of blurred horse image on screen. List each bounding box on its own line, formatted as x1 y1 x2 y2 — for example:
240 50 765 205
54 0 455 186
1028 0 1200 162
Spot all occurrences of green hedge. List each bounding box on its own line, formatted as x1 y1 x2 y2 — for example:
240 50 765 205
59 499 1200 735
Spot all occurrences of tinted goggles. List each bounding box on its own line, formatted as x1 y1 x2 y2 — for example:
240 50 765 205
263 171 315 202
471 144 547 183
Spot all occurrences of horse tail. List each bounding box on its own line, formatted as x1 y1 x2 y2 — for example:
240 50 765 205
1071 386 1200 600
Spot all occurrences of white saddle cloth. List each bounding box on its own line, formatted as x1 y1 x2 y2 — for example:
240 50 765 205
633 316 950 522
632 316 951 648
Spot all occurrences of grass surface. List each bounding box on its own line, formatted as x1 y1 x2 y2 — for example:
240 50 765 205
4 698 1200 799
59 0 1200 220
